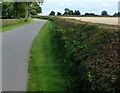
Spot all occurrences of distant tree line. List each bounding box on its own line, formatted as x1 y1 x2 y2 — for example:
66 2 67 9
49 8 81 16
49 8 120 16
113 12 120 16
2 2 43 19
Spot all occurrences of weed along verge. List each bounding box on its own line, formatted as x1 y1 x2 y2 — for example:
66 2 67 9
27 21 67 91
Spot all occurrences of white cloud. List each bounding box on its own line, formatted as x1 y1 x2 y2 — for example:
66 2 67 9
59 3 66 6
101 3 110 7
53 9 64 13
41 0 118 15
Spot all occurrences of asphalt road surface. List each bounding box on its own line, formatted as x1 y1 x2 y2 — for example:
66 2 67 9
2 19 46 91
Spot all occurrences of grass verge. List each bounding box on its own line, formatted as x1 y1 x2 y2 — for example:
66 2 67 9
0 20 34 32
27 21 66 91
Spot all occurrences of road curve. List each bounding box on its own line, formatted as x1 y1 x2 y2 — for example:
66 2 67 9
2 19 46 91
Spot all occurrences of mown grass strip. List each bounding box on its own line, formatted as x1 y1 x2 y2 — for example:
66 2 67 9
0 20 34 32
27 21 66 91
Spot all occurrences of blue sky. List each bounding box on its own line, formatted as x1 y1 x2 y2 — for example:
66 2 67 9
40 0 119 15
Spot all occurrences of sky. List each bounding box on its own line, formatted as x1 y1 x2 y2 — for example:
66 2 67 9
40 0 119 15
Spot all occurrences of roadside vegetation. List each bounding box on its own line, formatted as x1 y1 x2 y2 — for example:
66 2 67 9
1 2 43 32
52 18 120 92
2 1 119 92
0 18 34 32
29 16 119 92
32 15 55 20
27 21 67 91
2 18 32 28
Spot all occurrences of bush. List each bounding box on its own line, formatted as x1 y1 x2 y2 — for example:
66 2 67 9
53 18 120 92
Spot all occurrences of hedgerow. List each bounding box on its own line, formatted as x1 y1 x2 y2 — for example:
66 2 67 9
52 18 120 92
32 15 50 20
31 15 58 21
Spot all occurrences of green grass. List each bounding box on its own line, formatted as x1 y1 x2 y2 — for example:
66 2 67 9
0 20 34 32
27 21 66 91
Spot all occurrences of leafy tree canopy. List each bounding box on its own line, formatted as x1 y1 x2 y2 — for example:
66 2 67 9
2 2 43 19
101 10 108 16
57 12 61 16
49 11 55 15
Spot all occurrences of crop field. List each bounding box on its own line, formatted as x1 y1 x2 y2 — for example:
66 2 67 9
63 17 119 25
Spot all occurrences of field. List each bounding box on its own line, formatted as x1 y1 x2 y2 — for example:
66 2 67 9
63 17 119 25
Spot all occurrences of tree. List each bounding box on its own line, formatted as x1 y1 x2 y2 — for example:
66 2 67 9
0 3 1 18
84 13 95 16
30 2 42 15
101 10 108 16
13 2 26 18
118 12 120 16
90 13 95 16
57 12 61 16
69 10 74 15
65 8 69 13
113 13 117 16
64 8 70 15
63 8 74 15
84 13 89 16
2 2 43 18
2 2 14 18
49 11 55 15
74 10 81 15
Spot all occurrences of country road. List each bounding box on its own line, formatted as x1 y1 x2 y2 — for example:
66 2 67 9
2 19 46 91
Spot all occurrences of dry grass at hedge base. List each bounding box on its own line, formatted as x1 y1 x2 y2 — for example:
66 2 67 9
2 17 32 28
63 17 119 26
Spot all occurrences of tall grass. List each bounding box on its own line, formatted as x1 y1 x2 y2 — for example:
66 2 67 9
2 17 32 28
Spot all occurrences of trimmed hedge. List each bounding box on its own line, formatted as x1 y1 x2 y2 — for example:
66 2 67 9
31 15 57 21
53 18 120 93
31 15 50 20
